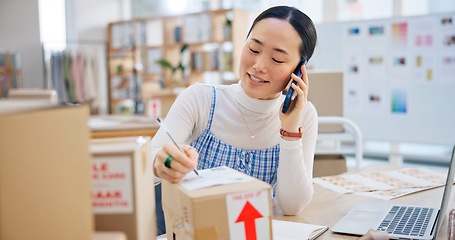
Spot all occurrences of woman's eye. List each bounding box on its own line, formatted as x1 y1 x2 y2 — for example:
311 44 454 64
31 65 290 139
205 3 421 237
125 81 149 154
273 59 284 64
249 48 259 54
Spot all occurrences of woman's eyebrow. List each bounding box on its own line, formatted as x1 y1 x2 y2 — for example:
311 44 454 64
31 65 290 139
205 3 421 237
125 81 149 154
251 38 289 55
251 38 263 45
273 47 288 55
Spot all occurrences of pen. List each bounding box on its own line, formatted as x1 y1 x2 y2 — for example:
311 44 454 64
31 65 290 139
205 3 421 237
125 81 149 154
156 117 199 176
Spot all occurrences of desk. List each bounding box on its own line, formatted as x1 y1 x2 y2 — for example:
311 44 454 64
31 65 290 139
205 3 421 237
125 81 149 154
89 115 159 139
274 164 452 239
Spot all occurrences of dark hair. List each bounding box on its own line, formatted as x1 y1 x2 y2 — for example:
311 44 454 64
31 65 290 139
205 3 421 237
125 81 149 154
247 6 317 61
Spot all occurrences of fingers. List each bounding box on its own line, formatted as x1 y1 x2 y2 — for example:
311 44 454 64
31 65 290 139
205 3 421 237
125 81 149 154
159 167 186 183
359 230 389 240
164 144 197 170
279 65 308 129
301 64 309 95
282 78 293 95
290 65 309 101
184 146 199 162
154 143 198 183
290 82 301 100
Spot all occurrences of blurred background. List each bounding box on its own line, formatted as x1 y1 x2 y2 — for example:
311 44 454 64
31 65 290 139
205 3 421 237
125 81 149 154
1 0 454 166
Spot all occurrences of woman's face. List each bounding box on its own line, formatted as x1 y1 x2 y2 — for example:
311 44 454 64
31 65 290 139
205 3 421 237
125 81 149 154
239 18 302 100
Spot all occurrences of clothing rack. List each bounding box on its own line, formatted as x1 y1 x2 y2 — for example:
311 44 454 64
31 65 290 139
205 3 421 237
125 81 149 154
41 39 108 88
42 39 108 114
65 39 107 45
41 39 107 57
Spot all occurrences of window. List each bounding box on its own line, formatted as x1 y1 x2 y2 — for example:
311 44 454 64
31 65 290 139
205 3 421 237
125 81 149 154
39 0 66 51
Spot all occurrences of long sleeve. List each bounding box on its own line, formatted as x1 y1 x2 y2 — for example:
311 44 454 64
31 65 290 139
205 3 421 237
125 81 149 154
150 83 318 216
150 84 211 167
276 103 318 215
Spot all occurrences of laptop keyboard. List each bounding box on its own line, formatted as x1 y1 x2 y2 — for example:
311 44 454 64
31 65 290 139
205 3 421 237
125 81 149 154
376 206 433 237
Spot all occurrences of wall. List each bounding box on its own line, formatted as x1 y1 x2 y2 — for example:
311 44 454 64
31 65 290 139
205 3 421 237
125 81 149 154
65 0 130 114
0 0 44 88
313 13 455 148
0 0 128 114
71 0 130 40
429 0 455 13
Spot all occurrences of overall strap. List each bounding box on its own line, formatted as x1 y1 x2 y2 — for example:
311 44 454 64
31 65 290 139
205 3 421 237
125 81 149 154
206 86 217 130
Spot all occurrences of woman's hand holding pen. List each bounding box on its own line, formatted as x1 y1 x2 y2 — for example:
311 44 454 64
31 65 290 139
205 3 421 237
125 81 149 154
154 143 198 183
279 64 309 133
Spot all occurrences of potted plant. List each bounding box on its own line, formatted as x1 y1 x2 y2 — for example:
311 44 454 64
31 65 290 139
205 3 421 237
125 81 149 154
156 43 189 87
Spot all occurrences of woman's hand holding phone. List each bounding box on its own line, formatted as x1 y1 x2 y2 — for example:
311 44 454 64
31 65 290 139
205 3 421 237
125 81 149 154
279 60 309 137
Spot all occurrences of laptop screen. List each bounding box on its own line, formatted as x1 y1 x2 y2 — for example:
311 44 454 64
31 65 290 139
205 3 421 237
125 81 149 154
432 146 455 239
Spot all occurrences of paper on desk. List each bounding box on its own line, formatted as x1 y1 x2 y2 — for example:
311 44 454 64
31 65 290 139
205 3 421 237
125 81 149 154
354 185 442 200
313 167 447 200
88 116 157 130
88 118 119 128
272 220 328 240
180 166 254 190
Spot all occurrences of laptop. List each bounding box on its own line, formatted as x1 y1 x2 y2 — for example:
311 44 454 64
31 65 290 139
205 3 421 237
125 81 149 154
332 146 455 240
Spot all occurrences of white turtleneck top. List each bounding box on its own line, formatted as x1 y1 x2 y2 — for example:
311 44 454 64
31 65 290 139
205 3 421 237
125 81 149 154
151 82 318 215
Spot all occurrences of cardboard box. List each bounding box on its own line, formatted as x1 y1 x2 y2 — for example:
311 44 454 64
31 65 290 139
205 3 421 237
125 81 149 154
0 102 93 240
8 88 58 104
313 154 347 177
93 231 127 240
307 71 344 133
162 167 273 240
90 137 156 240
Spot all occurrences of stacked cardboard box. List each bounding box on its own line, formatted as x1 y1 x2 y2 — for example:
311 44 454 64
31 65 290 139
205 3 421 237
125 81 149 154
307 71 347 177
313 154 347 177
162 167 272 240
0 102 93 240
90 136 156 240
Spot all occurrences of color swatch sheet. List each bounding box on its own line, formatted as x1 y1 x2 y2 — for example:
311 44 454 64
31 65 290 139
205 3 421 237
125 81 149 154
314 167 447 200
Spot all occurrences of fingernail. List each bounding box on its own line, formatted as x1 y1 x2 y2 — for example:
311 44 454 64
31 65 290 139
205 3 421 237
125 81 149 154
291 91 297 100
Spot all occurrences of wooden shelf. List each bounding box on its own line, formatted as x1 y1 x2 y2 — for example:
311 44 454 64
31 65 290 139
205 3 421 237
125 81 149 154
106 9 248 115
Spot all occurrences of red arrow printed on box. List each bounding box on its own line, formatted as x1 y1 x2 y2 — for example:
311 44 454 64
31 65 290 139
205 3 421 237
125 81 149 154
235 201 263 240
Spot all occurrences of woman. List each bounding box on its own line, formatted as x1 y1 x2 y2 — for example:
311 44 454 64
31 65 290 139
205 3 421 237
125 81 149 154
151 6 318 231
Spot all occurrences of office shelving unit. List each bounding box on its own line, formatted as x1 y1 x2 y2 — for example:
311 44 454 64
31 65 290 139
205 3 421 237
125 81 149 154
0 52 22 98
106 9 248 114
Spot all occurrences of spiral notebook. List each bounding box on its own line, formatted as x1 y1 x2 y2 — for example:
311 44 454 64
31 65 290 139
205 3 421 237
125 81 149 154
272 219 328 240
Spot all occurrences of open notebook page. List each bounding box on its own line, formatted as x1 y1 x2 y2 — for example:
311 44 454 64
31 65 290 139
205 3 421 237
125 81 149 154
272 220 329 240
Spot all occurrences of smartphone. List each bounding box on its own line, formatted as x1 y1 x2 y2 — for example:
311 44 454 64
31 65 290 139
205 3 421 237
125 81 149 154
281 59 307 113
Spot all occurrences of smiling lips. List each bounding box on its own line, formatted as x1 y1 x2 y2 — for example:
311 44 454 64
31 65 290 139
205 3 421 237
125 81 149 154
249 74 269 84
